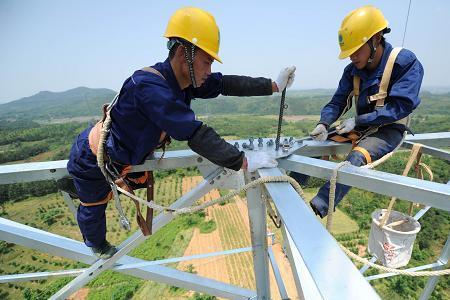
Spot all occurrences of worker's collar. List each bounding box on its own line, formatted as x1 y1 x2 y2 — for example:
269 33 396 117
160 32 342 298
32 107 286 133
156 58 185 98
351 42 393 80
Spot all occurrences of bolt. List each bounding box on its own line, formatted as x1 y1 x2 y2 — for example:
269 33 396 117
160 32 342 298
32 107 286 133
197 157 203 163
216 175 221 180
210 180 215 185
50 169 56 173
258 137 263 147
242 142 248 149
234 142 240 149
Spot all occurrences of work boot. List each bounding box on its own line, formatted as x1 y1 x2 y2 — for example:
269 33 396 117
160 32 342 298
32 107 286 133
91 241 117 259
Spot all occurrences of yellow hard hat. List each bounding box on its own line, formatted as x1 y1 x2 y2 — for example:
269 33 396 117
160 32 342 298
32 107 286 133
338 5 388 59
164 7 222 63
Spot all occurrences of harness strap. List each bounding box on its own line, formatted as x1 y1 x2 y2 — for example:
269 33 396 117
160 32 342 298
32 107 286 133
353 75 360 98
328 130 362 147
368 47 403 108
79 192 112 207
352 146 372 164
141 66 165 79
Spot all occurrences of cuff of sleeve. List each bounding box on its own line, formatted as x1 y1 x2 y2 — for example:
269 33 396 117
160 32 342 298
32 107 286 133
318 121 330 130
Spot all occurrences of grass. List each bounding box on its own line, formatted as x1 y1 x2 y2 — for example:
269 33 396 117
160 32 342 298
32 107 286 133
198 219 217 234
302 188 359 235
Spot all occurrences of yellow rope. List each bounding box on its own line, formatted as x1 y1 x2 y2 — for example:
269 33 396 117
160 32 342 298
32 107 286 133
341 246 450 276
116 175 306 215
327 161 351 230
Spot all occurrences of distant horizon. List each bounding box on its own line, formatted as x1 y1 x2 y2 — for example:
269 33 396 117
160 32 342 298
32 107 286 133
1 84 450 105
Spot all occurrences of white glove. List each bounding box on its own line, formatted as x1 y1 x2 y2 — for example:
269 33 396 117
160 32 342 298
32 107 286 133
310 124 328 141
275 66 296 92
246 151 278 172
336 117 356 134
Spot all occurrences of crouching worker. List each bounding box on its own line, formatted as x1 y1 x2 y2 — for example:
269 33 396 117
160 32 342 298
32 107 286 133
67 6 296 258
291 5 423 218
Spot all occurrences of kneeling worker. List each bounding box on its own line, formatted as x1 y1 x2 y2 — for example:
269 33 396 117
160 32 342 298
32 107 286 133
291 5 423 218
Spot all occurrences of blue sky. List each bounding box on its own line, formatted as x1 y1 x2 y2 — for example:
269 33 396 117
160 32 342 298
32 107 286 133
1 0 449 103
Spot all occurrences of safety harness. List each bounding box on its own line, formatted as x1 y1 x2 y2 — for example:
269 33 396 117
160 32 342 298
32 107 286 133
81 66 171 236
329 47 409 161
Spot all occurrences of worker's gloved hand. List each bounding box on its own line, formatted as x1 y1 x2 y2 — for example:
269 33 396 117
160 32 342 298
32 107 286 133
336 117 356 134
275 66 296 92
245 151 278 172
310 124 328 141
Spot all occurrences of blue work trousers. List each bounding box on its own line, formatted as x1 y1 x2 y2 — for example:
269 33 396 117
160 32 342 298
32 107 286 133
67 127 147 248
291 127 404 218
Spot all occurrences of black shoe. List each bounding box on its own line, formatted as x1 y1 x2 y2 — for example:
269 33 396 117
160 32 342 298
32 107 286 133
91 241 117 259
310 201 325 219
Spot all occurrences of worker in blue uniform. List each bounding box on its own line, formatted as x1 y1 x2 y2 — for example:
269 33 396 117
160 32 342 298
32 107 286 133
291 5 423 218
67 7 296 258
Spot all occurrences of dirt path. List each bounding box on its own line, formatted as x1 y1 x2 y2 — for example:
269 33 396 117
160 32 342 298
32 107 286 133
68 288 89 300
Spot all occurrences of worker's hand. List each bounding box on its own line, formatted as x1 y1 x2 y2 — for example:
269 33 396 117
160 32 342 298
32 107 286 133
275 66 296 92
245 151 278 172
336 117 356 134
310 124 328 141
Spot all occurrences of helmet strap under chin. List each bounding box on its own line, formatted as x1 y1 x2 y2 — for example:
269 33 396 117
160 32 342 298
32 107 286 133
367 38 377 64
183 43 197 88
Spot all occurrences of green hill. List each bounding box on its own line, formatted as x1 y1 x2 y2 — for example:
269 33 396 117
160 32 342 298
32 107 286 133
0 87 116 122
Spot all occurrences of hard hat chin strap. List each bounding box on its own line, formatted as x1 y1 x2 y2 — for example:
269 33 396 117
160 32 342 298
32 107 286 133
183 43 197 88
367 38 377 64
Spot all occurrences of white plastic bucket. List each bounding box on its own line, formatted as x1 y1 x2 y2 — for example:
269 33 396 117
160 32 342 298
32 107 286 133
368 209 421 268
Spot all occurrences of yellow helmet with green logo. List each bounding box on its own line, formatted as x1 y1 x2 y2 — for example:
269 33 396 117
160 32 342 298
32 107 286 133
338 5 388 59
164 7 222 63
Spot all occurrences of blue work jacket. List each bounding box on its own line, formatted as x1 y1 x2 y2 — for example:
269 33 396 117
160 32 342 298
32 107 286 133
319 42 424 129
108 58 223 165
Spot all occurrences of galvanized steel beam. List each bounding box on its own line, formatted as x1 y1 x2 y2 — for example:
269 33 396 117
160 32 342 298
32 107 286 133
279 155 450 211
258 168 380 300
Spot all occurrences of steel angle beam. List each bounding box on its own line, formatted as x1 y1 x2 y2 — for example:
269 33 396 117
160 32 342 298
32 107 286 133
0 270 84 283
257 168 380 300
279 155 450 212
0 160 69 184
295 140 352 157
405 132 450 148
0 217 256 299
0 247 253 284
0 150 203 185
419 232 450 300
268 246 289 299
197 165 245 189
245 172 270 299
365 262 442 281
402 141 450 162
130 149 205 172
281 225 320 300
